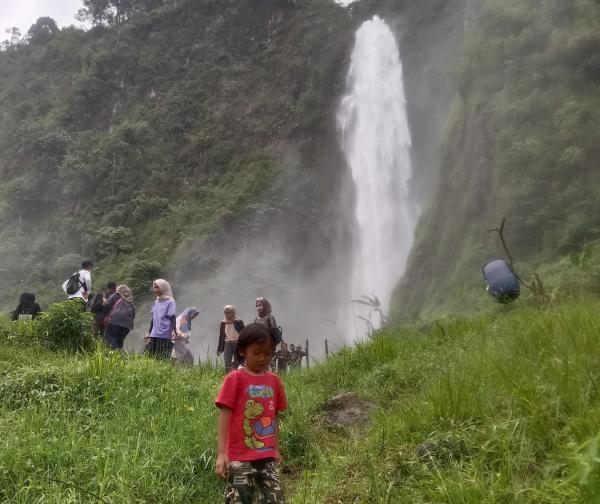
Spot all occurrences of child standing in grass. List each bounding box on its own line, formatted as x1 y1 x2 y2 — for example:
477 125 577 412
215 323 288 504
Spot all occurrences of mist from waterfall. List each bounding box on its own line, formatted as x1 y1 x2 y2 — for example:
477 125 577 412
129 16 419 359
337 16 416 336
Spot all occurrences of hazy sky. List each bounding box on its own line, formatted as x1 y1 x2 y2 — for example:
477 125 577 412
0 0 355 39
1 0 84 38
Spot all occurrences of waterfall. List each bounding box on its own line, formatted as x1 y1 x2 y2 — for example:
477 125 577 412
337 16 416 336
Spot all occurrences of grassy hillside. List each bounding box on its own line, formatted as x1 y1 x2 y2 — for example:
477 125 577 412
395 0 600 318
1 296 598 502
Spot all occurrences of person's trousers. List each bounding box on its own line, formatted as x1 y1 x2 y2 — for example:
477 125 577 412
103 324 130 350
225 459 284 504
145 337 173 359
224 340 239 372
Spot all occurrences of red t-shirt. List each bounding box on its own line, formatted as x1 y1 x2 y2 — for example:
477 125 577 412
215 369 288 462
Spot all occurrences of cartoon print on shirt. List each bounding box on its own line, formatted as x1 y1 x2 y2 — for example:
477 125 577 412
243 399 276 451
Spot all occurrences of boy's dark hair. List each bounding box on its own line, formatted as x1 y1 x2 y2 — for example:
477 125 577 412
81 259 94 269
236 323 276 362
106 282 117 290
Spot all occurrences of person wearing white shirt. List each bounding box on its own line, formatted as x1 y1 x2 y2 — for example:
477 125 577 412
62 260 93 308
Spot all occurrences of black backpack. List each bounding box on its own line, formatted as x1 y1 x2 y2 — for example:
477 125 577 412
254 316 283 344
65 272 85 295
89 293 104 313
267 317 283 345
272 326 283 345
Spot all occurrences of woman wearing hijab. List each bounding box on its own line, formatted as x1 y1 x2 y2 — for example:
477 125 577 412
103 285 135 350
217 305 244 372
172 307 198 366
254 297 282 344
144 279 176 359
11 293 41 321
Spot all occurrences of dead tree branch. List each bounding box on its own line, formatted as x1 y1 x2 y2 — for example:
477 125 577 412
487 217 514 267
487 217 547 300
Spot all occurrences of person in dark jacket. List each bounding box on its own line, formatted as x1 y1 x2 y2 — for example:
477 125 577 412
102 285 135 350
254 297 283 345
90 282 117 338
217 305 244 372
11 293 41 321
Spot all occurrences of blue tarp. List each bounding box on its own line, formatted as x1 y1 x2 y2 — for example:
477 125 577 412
482 258 520 303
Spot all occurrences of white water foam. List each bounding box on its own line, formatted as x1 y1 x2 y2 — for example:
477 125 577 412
337 16 417 337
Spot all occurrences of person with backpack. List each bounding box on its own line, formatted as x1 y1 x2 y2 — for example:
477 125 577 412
90 282 117 338
11 293 41 321
254 297 283 347
217 305 245 372
62 260 93 309
144 279 176 359
102 285 135 350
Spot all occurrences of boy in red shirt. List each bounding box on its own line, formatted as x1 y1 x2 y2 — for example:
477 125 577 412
215 323 288 503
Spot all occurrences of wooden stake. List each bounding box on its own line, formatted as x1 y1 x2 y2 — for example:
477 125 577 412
305 339 309 369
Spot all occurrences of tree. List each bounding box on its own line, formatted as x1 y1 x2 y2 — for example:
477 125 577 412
76 0 140 26
129 259 162 295
112 0 136 24
138 0 167 10
6 27 22 44
1 27 24 50
27 17 59 44
76 0 111 26
94 226 134 257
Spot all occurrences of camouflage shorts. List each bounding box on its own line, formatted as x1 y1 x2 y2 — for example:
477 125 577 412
225 458 285 504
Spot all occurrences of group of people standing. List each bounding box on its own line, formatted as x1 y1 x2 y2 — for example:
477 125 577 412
55 261 287 370
56 260 204 363
140 278 199 365
89 276 198 364
218 297 281 371
10 259 297 374
60 261 138 352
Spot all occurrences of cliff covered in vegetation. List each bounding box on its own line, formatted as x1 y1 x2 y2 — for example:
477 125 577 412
0 0 354 308
3 0 597 322
395 0 600 318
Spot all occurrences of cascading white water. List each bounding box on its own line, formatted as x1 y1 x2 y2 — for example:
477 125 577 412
337 16 416 336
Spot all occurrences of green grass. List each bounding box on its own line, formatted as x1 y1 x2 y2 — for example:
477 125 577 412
0 298 599 502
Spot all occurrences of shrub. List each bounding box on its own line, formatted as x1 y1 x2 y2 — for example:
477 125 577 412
94 226 134 258
0 315 38 346
128 259 162 296
36 301 94 351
